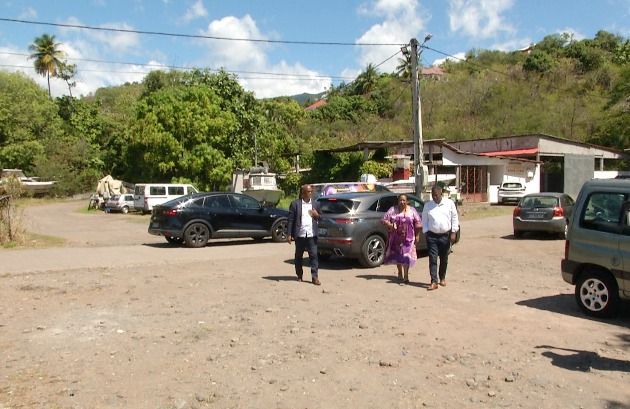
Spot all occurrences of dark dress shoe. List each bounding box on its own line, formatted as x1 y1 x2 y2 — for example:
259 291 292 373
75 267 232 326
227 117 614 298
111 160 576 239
312 278 321 286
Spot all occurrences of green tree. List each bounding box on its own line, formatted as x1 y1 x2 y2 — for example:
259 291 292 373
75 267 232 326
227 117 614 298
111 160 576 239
28 34 65 98
0 71 63 171
58 61 77 97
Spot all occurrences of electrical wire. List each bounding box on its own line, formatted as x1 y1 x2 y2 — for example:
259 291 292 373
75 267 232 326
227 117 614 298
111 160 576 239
0 17 407 47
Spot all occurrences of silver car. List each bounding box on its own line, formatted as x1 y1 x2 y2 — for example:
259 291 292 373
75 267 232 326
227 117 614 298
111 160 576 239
316 192 460 268
104 194 135 214
498 181 526 204
513 193 574 239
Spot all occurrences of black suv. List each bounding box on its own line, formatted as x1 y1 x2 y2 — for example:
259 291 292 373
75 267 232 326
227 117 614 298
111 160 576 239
317 192 460 268
148 192 288 247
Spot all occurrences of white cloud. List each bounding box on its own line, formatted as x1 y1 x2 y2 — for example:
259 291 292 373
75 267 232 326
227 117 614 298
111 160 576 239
431 52 466 66
180 0 208 23
195 14 332 97
18 7 37 19
355 0 426 73
200 15 268 68
448 0 515 38
58 17 141 55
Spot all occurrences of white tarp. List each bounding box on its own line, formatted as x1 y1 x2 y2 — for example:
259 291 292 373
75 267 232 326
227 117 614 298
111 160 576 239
96 175 126 199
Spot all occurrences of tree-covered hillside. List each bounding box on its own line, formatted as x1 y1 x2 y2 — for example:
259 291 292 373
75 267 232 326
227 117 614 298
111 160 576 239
0 31 627 195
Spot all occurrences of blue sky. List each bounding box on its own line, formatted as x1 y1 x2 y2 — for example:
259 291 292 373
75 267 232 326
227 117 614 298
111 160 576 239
0 0 628 98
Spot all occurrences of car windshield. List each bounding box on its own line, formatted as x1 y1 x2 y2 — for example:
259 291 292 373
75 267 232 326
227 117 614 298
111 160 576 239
521 196 558 208
502 183 523 189
318 198 356 214
110 195 120 200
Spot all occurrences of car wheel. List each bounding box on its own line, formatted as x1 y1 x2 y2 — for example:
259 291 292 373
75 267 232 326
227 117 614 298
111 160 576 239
359 234 385 268
575 269 620 318
183 223 210 248
513 230 523 239
165 236 183 245
121 206 129 214
271 219 288 242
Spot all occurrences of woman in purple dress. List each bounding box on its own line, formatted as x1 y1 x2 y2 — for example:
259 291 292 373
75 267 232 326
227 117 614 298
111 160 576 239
381 194 422 283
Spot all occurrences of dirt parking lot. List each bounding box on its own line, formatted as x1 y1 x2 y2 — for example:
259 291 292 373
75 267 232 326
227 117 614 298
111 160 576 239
1 199 628 409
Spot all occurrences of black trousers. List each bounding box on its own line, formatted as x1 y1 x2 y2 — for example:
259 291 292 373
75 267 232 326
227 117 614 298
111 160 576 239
294 236 318 279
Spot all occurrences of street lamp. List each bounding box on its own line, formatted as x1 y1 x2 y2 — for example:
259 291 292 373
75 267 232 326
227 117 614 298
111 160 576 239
411 34 432 197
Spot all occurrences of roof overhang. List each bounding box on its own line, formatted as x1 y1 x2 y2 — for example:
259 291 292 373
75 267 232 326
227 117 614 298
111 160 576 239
480 147 539 156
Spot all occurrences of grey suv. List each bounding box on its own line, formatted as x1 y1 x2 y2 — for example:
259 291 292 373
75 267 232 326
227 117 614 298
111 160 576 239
561 179 630 317
316 192 460 268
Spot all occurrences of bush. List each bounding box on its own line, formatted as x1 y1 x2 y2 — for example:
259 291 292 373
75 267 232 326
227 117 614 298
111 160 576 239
0 177 26 245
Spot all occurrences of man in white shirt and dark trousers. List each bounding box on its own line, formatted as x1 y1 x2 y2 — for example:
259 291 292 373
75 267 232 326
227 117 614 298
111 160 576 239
287 184 321 285
422 184 460 291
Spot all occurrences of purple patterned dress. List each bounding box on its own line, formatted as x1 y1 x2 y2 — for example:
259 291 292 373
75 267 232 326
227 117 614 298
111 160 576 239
382 206 421 267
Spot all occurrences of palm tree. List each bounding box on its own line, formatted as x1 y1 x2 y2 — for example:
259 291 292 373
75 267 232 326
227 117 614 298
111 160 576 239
28 34 65 98
355 63 379 95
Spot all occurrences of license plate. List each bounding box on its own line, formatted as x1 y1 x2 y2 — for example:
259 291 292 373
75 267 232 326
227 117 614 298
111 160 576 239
151 222 159 228
318 228 328 236
529 212 544 219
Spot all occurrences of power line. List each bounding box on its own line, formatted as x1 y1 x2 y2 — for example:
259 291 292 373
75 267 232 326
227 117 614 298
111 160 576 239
0 51 355 80
0 17 408 47
0 63 345 81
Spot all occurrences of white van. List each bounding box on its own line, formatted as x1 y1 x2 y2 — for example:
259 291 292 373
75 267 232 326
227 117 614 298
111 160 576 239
134 183 198 213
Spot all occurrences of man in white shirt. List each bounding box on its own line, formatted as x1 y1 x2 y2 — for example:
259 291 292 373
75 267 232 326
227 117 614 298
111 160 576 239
287 184 321 285
422 184 460 290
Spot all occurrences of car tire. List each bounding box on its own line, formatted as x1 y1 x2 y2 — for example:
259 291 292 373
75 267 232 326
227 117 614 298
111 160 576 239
165 236 183 245
359 234 386 268
271 219 288 242
183 223 210 248
513 230 523 239
575 269 620 318
121 206 129 214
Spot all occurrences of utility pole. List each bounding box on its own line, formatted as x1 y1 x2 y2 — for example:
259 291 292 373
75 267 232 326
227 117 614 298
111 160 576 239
410 35 432 198
410 38 422 197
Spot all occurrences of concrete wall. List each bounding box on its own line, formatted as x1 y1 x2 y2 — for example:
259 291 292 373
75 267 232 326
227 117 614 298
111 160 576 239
564 154 594 199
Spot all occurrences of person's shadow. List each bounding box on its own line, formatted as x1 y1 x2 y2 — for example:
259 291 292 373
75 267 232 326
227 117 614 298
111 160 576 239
536 345 630 372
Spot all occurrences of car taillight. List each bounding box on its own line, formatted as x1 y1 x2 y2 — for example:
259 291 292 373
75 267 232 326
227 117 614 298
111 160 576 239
334 218 355 224
513 207 521 217
164 209 179 217
552 206 564 217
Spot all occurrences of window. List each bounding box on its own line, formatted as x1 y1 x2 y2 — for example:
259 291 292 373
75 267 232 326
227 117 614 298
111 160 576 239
150 186 166 195
501 182 523 189
377 196 398 212
168 186 184 195
580 192 626 233
318 199 355 214
230 194 260 209
205 195 231 209
521 196 558 208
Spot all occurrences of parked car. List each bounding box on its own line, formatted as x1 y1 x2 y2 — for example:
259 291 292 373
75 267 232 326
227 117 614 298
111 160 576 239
498 181 526 204
513 193 574 239
561 179 630 317
316 192 460 268
148 192 288 247
104 193 135 214
134 183 198 214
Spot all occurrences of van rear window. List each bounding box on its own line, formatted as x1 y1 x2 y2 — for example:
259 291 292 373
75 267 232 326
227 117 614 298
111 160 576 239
318 199 355 214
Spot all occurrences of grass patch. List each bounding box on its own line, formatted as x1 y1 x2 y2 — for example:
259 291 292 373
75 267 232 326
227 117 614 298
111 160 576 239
2 232 66 249
459 203 514 220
